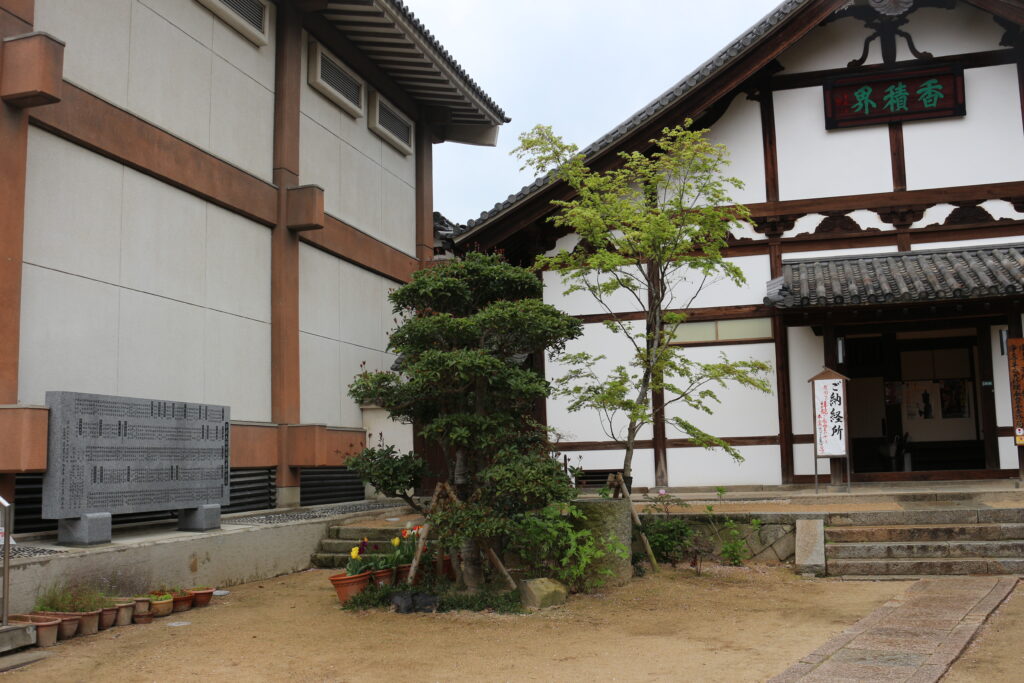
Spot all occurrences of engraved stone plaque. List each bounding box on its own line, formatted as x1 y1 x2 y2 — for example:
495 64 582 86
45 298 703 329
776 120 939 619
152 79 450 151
42 392 230 519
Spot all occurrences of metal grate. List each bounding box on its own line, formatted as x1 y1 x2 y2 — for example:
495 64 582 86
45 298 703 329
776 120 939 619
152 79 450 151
299 467 365 507
575 469 623 489
378 101 412 145
14 468 276 533
220 0 265 33
320 53 361 108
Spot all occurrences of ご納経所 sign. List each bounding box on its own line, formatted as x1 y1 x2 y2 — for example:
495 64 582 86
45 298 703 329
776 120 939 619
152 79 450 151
813 378 848 457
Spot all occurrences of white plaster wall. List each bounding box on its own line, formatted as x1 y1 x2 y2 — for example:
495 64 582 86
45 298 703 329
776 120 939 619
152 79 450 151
788 326 824 435
663 342 778 439
998 437 1019 471
775 87 892 201
667 445 782 487
680 254 772 308
705 95 766 205
783 245 898 261
911 234 1024 252
299 34 417 256
546 322 653 443
20 130 272 420
897 5 1006 61
904 65 1024 191
559 449 656 489
778 16 877 73
793 443 816 476
34 0 275 181
992 324 1011 427
298 243 397 427
542 267 648 317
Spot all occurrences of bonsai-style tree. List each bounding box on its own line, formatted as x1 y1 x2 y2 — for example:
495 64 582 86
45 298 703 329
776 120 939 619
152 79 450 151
348 252 585 590
513 122 772 481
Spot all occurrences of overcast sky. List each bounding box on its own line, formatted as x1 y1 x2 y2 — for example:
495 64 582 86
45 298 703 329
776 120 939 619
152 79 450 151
401 0 783 225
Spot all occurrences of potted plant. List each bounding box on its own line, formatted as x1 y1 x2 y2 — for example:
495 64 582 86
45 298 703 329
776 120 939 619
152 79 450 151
10 614 61 647
149 593 173 618
113 598 135 626
98 600 118 630
393 527 420 583
372 545 397 587
32 582 105 637
132 596 152 621
328 546 372 604
170 588 194 613
188 586 216 608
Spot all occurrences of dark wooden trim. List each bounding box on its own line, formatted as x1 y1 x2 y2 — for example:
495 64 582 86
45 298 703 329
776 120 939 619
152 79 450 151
272 4 303 489
665 436 779 448
30 83 278 226
301 215 418 284
965 0 1024 28
977 324 1002 470
888 122 906 193
557 440 652 452
668 337 774 349
760 92 779 203
1018 55 1024 137
577 304 772 326
556 436 780 452
770 48 1018 91
773 315 794 484
793 434 814 445
794 468 1020 484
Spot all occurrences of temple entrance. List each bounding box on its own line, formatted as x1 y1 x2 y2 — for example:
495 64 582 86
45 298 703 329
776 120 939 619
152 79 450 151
844 326 990 475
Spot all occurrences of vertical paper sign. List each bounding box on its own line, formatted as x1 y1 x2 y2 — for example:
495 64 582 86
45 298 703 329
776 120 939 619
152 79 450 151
814 379 847 456
1009 339 1024 447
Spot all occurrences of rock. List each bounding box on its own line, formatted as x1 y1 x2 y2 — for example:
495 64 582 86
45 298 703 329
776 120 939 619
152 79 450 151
795 519 826 576
518 578 568 609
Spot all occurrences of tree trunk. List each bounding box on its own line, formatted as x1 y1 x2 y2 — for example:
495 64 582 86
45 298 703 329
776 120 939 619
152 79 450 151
452 445 483 592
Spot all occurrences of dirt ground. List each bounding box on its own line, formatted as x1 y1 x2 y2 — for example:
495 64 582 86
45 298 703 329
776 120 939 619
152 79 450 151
5 566 912 683
941 584 1024 683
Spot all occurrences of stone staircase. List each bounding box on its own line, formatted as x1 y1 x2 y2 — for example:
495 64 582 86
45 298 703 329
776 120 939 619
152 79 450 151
825 507 1024 577
311 523 404 569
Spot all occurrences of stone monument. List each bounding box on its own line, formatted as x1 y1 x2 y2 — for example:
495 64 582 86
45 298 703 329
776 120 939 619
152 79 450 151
43 391 230 545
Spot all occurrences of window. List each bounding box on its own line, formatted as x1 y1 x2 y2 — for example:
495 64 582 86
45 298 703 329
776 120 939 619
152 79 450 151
669 317 773 345
308 41 365 119
369 92 414 156
195 0 270 46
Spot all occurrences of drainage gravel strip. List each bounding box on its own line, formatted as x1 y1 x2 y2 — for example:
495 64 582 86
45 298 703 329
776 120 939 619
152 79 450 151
234 500 406 525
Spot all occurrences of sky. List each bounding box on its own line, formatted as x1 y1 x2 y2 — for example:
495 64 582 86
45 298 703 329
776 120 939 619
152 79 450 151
402 0 784 225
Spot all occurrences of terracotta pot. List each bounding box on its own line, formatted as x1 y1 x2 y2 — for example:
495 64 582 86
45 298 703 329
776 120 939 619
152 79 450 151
189 588 215 608
114 601 134 626
328 571 371 604
394 564 412 584
98 607 117 630
132 612 154 625
33 613 80 640
11 614 61 648
150 598 173 618
371 568 395 587
72 609 101 636
171 593 194 612
133 597 151 616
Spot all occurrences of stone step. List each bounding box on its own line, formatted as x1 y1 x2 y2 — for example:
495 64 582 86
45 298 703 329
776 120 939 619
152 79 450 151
827 508 1024 527
327 525 409 541
318 538 406 554
827 557 1024 576
825 539 1024 559
310 551 393 570
826 523 1024 543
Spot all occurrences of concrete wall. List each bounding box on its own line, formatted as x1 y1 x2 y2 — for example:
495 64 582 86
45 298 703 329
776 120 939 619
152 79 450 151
299 33 416 256
19 129 272 421
34 0 276 182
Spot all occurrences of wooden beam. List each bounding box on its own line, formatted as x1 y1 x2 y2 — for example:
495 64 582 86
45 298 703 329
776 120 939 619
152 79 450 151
888 122 906 193
759 92 779 203
414 121 434 262
773 316 794 484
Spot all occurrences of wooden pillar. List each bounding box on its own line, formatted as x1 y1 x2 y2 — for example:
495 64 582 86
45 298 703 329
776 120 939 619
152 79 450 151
648 263 668 487
976 324 1000 471
414 123 434 263
768 231 794 484
271 3 303 506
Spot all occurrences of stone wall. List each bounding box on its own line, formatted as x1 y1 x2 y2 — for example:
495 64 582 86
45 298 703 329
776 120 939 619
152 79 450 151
638 513 799 564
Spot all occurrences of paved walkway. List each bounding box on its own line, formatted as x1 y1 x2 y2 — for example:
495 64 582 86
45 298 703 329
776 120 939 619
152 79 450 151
770 576 1019 682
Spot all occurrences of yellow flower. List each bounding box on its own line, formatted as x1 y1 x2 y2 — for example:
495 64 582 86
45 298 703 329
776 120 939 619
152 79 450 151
350 547 360 559
391 537 401 547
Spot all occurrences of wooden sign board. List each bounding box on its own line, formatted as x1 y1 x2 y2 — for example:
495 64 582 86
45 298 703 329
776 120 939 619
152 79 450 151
824 63 965 130
810 369 850 457
1010 338 1024 447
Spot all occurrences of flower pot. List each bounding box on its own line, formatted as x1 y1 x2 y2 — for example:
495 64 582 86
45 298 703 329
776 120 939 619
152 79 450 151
394 564 412 584
150 598 173 618
114 601 134 626
132 612 154 625
98 606 117 630
189 588 215 608
11 614 61 648
328 571 370 604
133 597 151 616
32 612 80 640
172 593 194 612
371 568 395 587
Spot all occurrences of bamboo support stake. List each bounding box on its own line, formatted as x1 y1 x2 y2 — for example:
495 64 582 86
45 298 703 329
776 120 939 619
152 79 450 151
406 522 430 585
485 547 518 591
617 473 658 573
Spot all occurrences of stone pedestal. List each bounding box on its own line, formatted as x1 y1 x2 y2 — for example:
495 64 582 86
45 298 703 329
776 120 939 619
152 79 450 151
57 512 111 546
572 498 632 591
178 504 221 531
276 486 300 508
795 519 826 576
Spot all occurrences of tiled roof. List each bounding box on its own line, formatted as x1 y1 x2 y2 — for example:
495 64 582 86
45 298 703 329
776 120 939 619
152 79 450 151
318 1 509 127
458 0 811 236
765 244 1024 309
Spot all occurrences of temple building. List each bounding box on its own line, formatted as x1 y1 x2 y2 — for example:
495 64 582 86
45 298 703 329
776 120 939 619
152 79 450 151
456 0 1024 489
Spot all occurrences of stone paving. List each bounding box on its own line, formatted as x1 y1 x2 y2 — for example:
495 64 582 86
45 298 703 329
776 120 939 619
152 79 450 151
769 576 1019 682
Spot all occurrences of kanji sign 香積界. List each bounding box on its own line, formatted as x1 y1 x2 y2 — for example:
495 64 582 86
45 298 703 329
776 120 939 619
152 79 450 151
824 64 965 130
813 377 848 457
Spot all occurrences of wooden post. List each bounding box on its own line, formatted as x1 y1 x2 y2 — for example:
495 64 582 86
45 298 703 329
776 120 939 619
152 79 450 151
485 547 518 591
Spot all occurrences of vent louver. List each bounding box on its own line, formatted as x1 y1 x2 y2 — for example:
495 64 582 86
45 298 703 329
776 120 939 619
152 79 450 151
320 53 361 109
221 0 265 33
369 92 413 156
378 101 412 145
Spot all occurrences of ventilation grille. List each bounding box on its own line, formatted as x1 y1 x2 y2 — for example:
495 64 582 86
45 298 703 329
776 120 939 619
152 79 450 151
299 467 365 507
320 53 361 109
378 101 412 145
221 0 265 33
